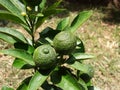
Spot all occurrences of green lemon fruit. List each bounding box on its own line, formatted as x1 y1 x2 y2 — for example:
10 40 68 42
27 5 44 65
33 44 57 70
53 31 77 54
20 0 42 7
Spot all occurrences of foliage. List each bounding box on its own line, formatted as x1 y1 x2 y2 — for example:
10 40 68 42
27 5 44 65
0 0 94 90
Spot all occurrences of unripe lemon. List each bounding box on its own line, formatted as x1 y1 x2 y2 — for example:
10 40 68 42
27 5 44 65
53 31 77 54
33 45 57 70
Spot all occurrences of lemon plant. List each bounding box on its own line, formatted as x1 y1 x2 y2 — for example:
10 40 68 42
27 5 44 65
0 0 94 90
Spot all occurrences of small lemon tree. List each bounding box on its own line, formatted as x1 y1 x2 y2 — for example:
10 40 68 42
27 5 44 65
0 0 94 90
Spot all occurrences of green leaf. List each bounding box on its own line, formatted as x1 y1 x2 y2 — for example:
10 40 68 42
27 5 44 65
0 49 35 66
0 10 26 24
56 71 84 90
1 86 14 90
10 0 25 12
0 27 27 43
17 76 32 90
56 17 70 31
12 58 27 69
78 78 88 90
75 37 85 53
39 0 46 12
0 33 17 44
28 71 49 90
0 0 24 21
35 17 47 29
70 10 93 32
69 62 94 78
12 58 34 69
47 0 62 10
17 83 27 90
72 53 95 60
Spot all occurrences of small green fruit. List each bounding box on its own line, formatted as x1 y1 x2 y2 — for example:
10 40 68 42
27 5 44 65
33 44 57 70
53 31 77 54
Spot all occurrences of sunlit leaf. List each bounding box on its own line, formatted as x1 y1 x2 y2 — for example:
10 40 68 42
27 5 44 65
12 58 34 69
0 49 35 65
10 0 25 12
0 27 27 43
1 86 14 90
28 71 49 90
56 70 84 90
56 17 70 31
75 37 85 53
0 10 26 24
78 78 88 90
72 53 95 60
70 10 93 32
69 61 94 78
0 0 24 21
39 0 46 12
0 33 17 44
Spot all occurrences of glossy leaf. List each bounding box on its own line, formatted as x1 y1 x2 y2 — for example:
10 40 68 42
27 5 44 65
0 27 27 43
56 17 70 31
12 58 27 69
17 84 27 90
0 49 35 65
39 0 46 12
75 37 85 53
0 0 24 21
1 86 14 90
69 61 94 78
0 10 26 24
10 0 25 12
17 76 32 90
70 11 93 32
0 33 17 44
12 58 34 69
28 71 49 90
35 17 47 29
56 71 83 90
78 78 88 90
72 53 95 60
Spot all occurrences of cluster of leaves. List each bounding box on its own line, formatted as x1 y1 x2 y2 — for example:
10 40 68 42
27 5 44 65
0 0 94 90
